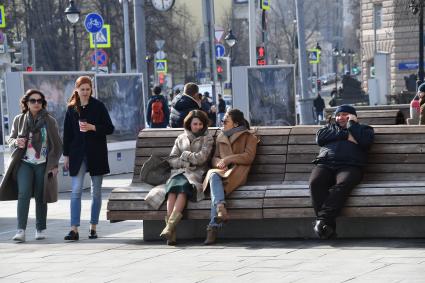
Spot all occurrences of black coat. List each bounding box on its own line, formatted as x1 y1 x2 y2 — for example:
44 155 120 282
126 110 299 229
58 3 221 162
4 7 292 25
314 121 374 167
169 94 200 128
63 97 115 176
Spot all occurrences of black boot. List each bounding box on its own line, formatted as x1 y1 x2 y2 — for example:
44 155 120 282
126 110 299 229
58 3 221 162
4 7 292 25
313 220 336 239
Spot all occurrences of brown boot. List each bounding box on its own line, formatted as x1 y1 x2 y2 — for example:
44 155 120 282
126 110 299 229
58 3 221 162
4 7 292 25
163 216 177 246
214 203 229 224
160 211 182 242
203 226 217 245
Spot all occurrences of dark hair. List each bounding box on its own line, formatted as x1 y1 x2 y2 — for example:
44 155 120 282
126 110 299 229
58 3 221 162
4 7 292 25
175 89 181 94
218 94 222 98
184 82 199 97
153 85 162 95
67 76 93 113
227 109 250 130
20 89 47 113
183 110 209 132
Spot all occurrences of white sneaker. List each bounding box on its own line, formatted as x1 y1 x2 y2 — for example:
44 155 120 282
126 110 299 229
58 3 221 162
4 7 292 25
12 229 26 242
35 230 46 240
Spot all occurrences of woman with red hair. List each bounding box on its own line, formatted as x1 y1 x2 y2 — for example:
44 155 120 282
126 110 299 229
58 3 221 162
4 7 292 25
63 76 114 241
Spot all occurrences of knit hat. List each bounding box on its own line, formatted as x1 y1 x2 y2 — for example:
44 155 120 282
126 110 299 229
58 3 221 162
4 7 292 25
334 104 357 116
418 82 425 93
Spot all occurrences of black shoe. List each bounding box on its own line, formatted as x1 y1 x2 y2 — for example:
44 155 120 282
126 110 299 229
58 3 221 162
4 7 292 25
88 229 98 239
64 230 79 241
314 220 337 240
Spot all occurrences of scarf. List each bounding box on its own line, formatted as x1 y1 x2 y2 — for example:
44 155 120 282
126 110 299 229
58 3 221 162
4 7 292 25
25 109 48 156
223 125 247 137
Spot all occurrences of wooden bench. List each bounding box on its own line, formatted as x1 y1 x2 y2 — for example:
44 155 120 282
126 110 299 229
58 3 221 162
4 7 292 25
107 125 425 239
324 109 405 125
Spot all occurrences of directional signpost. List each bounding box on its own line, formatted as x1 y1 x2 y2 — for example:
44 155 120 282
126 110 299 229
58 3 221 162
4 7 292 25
85 13 104 73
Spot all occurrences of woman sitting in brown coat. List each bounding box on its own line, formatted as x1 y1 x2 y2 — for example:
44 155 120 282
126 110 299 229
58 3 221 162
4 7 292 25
202 109 258 245
160 110 214 245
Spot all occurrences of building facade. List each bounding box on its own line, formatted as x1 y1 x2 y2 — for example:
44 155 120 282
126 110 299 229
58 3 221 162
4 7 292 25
361 0 421 96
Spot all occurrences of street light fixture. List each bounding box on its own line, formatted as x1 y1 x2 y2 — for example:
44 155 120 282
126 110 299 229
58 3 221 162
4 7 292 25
409 0 424 88
225 29 237 91
332 47 341 94
64 0 81 71
191 51 197 82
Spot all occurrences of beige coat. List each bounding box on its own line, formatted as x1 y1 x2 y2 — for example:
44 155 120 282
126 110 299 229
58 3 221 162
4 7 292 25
0 113 63 203
203 130 258 195
168 129 214 201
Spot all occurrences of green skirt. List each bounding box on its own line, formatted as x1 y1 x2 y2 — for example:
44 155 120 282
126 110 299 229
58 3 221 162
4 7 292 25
165 173 196 201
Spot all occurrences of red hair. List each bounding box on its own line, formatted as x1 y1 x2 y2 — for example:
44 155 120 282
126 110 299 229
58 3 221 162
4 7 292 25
67 76 93 111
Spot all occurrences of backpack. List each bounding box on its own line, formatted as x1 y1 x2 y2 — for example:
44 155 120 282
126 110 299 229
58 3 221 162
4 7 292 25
151 98 165 124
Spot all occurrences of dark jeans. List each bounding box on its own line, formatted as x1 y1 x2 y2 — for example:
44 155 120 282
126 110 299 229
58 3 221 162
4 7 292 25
17 161 47 230
309 164 363 227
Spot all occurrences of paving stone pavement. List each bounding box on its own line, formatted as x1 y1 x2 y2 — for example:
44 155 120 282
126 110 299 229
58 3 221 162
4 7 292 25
1 173 425 282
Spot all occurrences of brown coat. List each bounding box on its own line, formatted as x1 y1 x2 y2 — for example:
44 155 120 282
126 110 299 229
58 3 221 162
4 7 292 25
203 130 258 195
0 113 63 203
168 129 214 201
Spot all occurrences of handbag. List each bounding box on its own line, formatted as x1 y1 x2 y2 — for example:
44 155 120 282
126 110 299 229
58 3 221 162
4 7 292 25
140 155 172 186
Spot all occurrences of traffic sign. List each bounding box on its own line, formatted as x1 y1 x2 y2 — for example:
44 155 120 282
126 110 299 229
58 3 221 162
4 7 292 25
215 28 224 43
261 0 270 10
215 44 225 58
155 59 168 73
155 40 165 50
308 48 321 64
155 50 166 60
89 24 111 48
0 5 5 28
85 13 104 33
90 49 108 66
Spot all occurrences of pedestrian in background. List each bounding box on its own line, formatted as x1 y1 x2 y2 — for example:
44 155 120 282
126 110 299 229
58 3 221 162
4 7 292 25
201 92 217 126
146 85 169 128
217 94 226 126
417 83 425 124
0 89 62 242
159 110 214 245
169 82 201 128
313 93 325 124
202 109 258 245
309 105 374 239
63 76 115 241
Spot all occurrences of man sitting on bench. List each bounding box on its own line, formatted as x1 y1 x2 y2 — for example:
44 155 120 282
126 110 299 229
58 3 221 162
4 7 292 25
309 104 374 239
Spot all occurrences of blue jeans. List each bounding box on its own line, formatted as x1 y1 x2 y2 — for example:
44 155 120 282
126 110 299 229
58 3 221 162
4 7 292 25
17 162 47 230
208 173 226 227
70 161 103 227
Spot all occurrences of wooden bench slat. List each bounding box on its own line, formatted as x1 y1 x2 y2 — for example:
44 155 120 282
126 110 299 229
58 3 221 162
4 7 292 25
263 195 425 208
284 172 425 182
289 134 425 144
286 163 425 173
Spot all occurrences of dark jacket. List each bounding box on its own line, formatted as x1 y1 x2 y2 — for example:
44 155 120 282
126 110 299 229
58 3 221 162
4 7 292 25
314 121 374 167
63 96 114 176
218 98 226 113
169 94 201 128
146 94 170 128
313 96 325 112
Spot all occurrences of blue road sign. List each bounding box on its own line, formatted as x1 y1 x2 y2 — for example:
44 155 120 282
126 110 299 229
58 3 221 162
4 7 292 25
215 44 225 58
90 49 108 66
398 61 421 70
155 60 168 73
85 13 104 33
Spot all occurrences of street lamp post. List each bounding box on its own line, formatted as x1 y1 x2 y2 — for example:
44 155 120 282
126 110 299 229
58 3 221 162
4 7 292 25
315 42 321 94
191 51 197 82
224 29 237 92
182 53 188 82
409 0 424 88
333 47 340 94
64 0 81 71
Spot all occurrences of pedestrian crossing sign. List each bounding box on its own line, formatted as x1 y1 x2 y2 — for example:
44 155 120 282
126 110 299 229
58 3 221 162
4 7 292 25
156 59 168 73
89 24 111 48
308 48 321 64
0 5 6 28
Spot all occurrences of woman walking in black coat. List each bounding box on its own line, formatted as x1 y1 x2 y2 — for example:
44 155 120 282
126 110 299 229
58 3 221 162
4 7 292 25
63 76 114 241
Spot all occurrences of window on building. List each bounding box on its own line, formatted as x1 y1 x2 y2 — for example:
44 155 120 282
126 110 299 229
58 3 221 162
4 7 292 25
374 3 383 30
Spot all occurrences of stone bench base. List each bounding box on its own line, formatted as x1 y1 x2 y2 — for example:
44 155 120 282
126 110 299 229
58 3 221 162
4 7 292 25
142 217 425 240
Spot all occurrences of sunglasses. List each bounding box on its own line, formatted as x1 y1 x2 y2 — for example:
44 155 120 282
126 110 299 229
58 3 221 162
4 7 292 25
28 98 44 104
